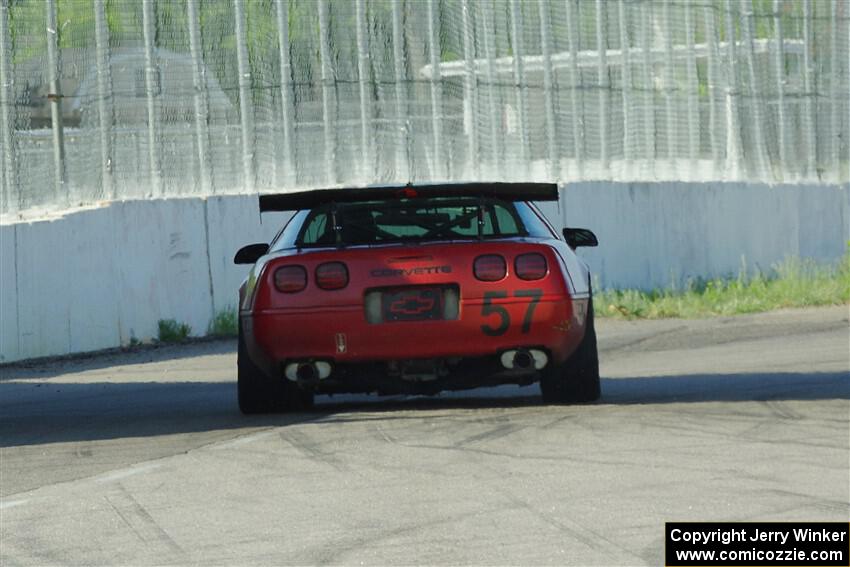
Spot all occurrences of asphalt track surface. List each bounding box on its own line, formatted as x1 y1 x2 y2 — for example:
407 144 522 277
1 306 848 566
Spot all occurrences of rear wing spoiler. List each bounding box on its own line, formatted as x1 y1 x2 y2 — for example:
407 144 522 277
258 182 558 212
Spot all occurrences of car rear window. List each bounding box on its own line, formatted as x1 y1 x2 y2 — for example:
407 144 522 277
296 198 527 246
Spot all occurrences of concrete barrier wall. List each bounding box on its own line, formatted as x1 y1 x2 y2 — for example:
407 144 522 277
549 182 849 290
1 182 847 363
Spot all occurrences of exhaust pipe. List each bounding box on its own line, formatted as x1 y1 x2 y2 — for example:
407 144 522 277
296 363 317 381
500 349 549 370
512 350 533 370
285 361 332 382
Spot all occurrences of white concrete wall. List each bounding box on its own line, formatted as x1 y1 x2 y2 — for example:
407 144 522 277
205 195 292 319
542 182 849 290
0 221 19 362
1 182 847 363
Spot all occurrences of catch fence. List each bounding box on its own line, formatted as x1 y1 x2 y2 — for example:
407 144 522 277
0 0 848 215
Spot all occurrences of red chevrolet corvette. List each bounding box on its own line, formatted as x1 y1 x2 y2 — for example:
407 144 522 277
234 182 600 413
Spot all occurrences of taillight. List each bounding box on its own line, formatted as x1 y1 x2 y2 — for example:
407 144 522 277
274 265 307 293
474 254 507 281
315 262 349 290
515 253 548 280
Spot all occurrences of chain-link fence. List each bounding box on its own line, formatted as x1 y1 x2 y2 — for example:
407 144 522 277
0 0 848 215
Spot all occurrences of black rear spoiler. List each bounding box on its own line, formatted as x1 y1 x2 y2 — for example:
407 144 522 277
258 182 558 212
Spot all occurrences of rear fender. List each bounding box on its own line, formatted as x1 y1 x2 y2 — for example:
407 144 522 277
550 240 590 299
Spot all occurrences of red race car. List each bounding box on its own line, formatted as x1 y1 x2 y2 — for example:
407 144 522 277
234 182 600 413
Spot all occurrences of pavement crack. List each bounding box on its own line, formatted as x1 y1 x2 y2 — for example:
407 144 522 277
453 422 522 447
498 488 643 563
280 428 348 472
601 325 689 353
105 485 185 556
373 423 395 444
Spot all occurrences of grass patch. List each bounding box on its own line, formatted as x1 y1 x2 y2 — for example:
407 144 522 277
157 319 192 343
596 254 850 320
208 306 238 338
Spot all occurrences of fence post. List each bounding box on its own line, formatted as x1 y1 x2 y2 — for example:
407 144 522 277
427 0 445 179
0 1 17 213
724 0 743 179
684 0 699 175
317 0 336 185
772 0 788 179
538 0 559 181
801 0 816 179
479 0 501 176
355 0 374 181
508 0 529 174
704 5 721 173
618 0 632 166
46 0 67 206
639 1 655 171
187 0 212 194
565 0 584 178
274 0 296 187
234 0 255 193
141 0 162 196
741 0 770 181
93 0 114 200
662 0 676 171
829 0 839 181
595 0 609 174
461 0 478 178
392 0 410 181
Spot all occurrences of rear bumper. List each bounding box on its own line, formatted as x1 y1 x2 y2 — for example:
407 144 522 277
244 294 588 372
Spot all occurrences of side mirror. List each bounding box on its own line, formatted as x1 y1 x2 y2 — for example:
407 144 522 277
234 243 269 265
562 228 598 248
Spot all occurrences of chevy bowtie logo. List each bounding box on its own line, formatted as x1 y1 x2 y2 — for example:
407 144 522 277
389 293 436 316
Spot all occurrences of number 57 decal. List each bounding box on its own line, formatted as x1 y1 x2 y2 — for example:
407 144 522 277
480 289 542 336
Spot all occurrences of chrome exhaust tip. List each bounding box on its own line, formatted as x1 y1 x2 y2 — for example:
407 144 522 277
500 350 518 369
285 361 332 382
500 349 549 370
528 349 548 370
513 350 533 369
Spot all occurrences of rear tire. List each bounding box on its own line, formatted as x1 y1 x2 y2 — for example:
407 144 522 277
237 322 314 414
540 297 601 404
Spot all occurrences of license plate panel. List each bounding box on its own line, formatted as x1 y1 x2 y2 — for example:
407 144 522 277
381 287 444 322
